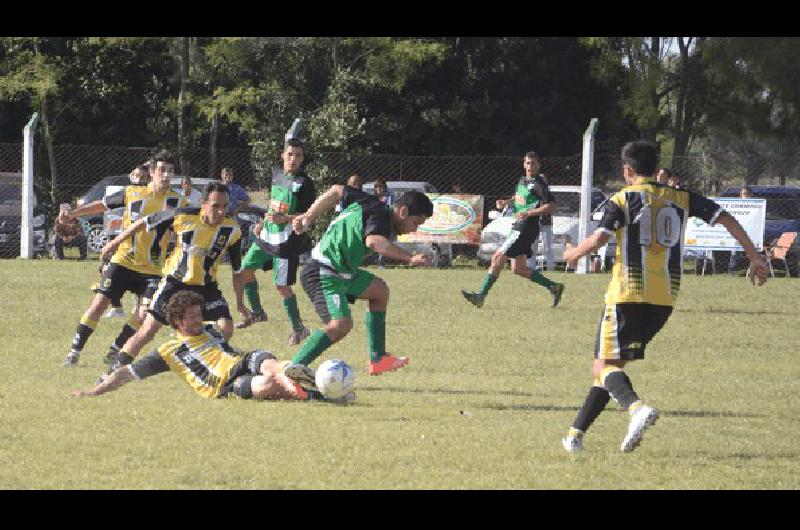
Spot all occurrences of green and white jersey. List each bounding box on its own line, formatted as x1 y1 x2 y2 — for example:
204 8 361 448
256 169 316 258
511 174 554 232
310 187 392 277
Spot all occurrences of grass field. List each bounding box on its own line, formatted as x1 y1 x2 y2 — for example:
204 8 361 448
1 258 798 490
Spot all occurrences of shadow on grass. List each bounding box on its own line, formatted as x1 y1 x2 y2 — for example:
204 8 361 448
359 385 544 398
675 307 800 316
480 404 763 418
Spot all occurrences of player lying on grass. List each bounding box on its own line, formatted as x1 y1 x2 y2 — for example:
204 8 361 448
69 290 348 402
560 140 768 454
288 185 433 376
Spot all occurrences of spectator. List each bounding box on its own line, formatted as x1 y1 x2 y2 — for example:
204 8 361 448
220 167 250 216
346 174 364 190
181 176 202 207
373 177 394 206
667 172 683 190
656 167 671 185
130 164 150 186
451 181 463 194
52 205 87 260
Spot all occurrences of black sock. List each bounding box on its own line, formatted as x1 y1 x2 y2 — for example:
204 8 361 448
603 370 639 411
572 385 611 432
113 324 137 349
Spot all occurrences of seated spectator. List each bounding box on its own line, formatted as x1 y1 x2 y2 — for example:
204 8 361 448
53 209 87 260
181 176 202 207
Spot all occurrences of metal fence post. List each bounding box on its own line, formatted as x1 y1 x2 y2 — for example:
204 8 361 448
576 118 598 274
21 113 40 259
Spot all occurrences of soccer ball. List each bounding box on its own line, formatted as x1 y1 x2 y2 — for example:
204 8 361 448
315 359 355 399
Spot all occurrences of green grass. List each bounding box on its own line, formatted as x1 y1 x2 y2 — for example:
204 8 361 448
1 259 798 489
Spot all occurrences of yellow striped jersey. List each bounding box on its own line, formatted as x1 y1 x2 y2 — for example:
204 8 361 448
597 177 722 306
103 184 187 275
144 207 242 285
128 326 245 399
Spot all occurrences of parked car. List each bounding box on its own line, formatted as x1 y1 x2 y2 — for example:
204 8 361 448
477 185 612 268
0 172 50 258
361 180 452 267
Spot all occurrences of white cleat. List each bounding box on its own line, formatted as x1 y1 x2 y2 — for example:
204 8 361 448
104 307 125 318
621 405 659 453
562 436 584 453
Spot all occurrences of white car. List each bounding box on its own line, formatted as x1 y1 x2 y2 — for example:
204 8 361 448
477 185 614 268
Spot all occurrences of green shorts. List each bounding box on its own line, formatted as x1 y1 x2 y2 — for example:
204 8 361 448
241 243 299 287
300 262 375 322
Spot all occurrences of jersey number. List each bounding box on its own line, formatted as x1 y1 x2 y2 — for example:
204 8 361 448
636 203 681 248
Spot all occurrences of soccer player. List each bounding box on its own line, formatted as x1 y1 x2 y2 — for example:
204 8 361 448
560 140 768 454
68 290 342 402
61 151 186 367
461 151 565 309
98 182 251 378
289 185 433 375
235 139 316 348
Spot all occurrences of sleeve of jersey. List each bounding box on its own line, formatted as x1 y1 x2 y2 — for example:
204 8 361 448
596 194 626 235
297 177 317 213
688 191 723 226
144 208 178 232
102 188 127 209
363 206 392 239
228 228 243 272
128 349 170 380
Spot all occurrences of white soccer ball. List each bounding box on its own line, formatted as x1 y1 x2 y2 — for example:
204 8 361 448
315 359 355 399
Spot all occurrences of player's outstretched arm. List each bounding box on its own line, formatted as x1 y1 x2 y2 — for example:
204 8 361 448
716 211 769 286
60 200 108 223
563 230 611 269
293 185 345 234
68 367 134 397
101 218 147 261
366 234 432 267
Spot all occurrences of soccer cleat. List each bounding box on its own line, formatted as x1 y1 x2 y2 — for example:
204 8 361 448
461 290 484 308
103 345 120 365
62 351 80 367
550 283 565 308
104 307 125 319
562 436 584 453
287 326 311 346
621 405 659 453
234 311 267 330
283 363 318 391
368 354 409 376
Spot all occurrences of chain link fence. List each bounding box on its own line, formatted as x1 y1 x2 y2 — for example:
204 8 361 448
2 142 800 270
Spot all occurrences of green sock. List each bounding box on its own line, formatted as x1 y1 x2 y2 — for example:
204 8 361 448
283 295 303 331
365 311 386 362
478 273 497 298
530 270 557 289
291 330 332 366
244 281 264 314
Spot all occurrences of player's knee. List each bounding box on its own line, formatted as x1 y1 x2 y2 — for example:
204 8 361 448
219 319 234 340
275 285 293 298
325 318 352 341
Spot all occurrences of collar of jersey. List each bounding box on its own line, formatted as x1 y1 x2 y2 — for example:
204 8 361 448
146 182 170 196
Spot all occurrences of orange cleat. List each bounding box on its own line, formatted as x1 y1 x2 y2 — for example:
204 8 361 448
368 354 409 376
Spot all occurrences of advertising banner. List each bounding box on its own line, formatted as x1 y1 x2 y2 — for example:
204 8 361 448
685 198 766 251
398 194 484 245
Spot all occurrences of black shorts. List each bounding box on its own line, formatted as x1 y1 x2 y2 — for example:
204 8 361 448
94 263 160 303
594 303 673 361
498 225 540 259
218 349 276 399
148 276 232 325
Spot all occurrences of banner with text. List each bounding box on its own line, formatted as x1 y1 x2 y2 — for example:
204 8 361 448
398 194 484 245
685 197 766 251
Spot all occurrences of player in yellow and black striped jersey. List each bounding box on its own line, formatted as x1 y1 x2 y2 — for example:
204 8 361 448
61 150 188 368
69 290 334 402
559 140 769 454
96 182 252 381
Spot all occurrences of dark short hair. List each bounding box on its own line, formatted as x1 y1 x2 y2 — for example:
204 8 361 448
149 149 176 168
221 167 233 175
621 141 658 176
203 182 229 202
395 190 434 217
135 164 149 174
182 175 192 183
524 151 541 161
658 167 671 177
165 290 204 329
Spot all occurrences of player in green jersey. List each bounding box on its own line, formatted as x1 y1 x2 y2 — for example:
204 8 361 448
462 151 565 309
235 139 316 347
289 185 433 376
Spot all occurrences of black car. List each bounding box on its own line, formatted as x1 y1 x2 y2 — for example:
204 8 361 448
0 173 50 258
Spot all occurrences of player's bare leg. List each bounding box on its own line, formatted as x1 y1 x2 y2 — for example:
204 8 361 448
63 292 113 366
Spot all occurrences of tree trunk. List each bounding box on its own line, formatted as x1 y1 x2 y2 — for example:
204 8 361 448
209 110 218 179
40 98 59 204
177 37 189 175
